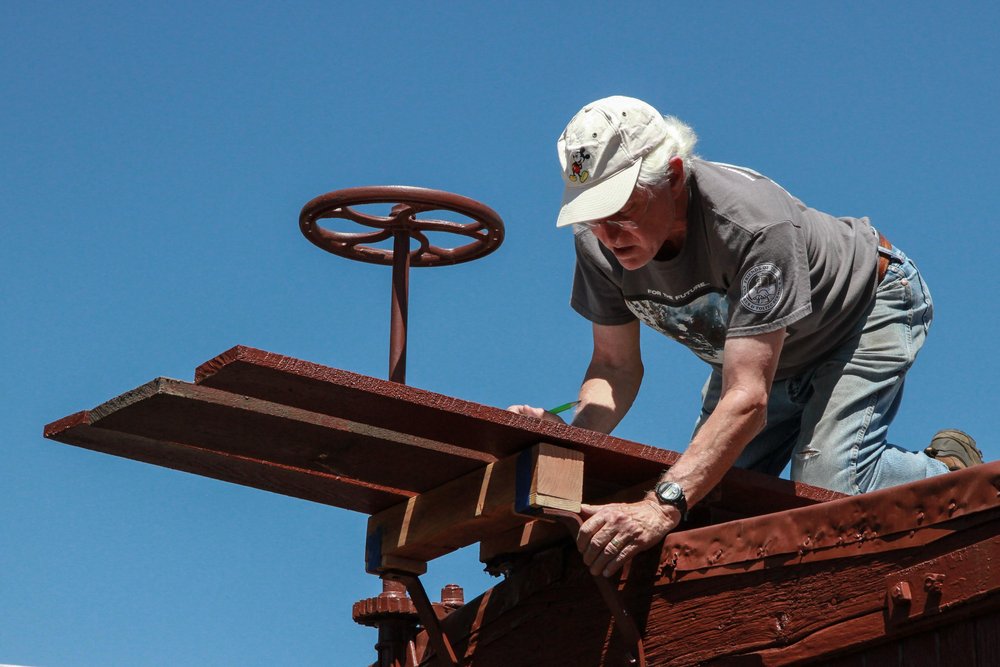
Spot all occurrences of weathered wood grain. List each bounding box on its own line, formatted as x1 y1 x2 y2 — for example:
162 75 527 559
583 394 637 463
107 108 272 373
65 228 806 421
414 505 1000 666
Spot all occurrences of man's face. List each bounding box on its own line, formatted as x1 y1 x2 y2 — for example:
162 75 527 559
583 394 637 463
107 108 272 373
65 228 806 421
584 177 680 270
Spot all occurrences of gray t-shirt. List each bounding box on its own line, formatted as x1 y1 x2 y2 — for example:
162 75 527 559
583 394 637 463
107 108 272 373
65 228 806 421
571 159 878 379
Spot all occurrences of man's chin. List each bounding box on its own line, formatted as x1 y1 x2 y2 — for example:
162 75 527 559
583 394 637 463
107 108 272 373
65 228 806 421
614 247 651 270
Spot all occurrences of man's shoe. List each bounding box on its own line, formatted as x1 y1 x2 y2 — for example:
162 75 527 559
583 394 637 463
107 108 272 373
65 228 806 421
924 429 983 471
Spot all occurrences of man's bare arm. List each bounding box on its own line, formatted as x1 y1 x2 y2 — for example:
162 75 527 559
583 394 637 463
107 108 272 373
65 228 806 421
508 320 642 430
653 327 784 508
571 320 643 432
577 328 785 577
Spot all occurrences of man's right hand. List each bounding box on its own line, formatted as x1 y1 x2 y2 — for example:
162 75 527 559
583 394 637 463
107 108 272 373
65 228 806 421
506 404 566 424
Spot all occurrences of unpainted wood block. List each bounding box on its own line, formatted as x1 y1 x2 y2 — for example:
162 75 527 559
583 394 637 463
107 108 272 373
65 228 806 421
366 443 584 574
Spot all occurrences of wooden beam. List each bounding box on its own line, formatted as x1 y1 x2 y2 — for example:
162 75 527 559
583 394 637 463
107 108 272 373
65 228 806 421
194 346 842 513
44 378 495 514
366 443 584 574
44 411 414 514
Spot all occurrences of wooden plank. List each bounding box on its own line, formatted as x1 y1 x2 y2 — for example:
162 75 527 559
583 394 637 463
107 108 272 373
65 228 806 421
479 520 568 570
481 460 1000 570
45 378 498 514
366 443 584 574
45 413 410 513
822 614 982 667
898 629 942 667
975 608 1000 666
45 346 842 525
526 443 586 512
195 347 672 486
657 462 1000 579
934 619 979 667
193 346 841 514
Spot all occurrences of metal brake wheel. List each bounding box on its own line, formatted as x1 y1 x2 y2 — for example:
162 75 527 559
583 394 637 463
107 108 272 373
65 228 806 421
299 186 505 384
299 186 503 267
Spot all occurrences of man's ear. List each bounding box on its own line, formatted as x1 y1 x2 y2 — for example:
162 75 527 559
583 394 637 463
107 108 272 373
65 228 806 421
667 156 686 197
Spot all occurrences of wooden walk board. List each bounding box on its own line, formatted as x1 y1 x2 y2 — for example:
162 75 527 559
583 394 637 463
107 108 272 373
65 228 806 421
46 346 841 519
46 378 495 513
45 411 407 513
193 346 841 513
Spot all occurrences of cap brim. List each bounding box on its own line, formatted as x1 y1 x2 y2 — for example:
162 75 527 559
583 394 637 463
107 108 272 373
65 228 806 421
555 160 642 228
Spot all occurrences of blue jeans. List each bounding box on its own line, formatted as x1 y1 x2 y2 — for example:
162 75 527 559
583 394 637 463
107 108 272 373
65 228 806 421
695 244 949 495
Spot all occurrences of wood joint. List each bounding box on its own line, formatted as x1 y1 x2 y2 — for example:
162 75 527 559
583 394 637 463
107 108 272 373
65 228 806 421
366 443 584 574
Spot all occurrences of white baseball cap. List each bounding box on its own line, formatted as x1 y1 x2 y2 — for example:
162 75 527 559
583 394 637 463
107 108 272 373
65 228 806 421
556 96 668 228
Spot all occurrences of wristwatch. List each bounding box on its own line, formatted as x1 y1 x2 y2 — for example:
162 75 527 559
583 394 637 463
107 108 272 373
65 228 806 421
654 480 688 519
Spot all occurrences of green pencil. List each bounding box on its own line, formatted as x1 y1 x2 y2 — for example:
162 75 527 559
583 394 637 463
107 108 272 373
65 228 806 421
546 400 580 415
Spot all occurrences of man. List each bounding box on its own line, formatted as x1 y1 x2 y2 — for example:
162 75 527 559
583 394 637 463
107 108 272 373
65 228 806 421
509 96 981 579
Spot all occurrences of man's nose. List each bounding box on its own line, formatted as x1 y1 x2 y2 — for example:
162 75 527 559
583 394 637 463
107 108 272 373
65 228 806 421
601 223 623 242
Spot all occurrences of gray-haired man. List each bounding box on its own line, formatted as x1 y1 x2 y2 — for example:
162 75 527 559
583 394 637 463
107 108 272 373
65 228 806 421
509 96 980 578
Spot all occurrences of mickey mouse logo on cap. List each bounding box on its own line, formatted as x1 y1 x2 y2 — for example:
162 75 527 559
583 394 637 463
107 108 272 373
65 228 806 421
569 148 591 183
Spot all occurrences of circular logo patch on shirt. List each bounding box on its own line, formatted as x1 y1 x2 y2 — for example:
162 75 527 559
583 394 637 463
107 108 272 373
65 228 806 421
740 263 783 313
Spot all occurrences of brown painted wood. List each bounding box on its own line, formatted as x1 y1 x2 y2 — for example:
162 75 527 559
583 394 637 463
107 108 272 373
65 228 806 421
818 610 992 667
368 444 583 573
194 346 676 492
47 415 410 513
935 619 980 667
42 346 1000 665
411 494 1000 665
656 461 1000 579
974 609 1000 666
47 378 500 513
193 346 841 512
45 347 842 520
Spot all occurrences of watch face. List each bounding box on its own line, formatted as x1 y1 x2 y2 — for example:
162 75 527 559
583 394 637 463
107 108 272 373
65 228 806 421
658 482 682 502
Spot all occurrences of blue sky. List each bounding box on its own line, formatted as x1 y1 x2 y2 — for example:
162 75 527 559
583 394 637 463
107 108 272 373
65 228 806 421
4 3 998 664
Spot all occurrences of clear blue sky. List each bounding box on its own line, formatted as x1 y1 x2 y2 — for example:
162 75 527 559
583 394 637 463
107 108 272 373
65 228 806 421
4 3 998 664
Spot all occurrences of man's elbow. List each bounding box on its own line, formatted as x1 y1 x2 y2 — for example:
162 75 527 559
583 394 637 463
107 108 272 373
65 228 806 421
726 385 770 433
589 357 644 385
631 360 645 384
748 391 769 434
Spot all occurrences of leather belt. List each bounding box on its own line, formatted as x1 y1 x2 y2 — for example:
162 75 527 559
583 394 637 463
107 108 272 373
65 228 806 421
877 231 894 283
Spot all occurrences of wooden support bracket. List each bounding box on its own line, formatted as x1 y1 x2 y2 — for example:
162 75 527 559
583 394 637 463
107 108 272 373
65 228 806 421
365 443 584 574
479 477 658 565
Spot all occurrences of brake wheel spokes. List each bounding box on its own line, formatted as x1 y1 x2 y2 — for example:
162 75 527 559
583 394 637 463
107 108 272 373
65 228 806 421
299 186 505 384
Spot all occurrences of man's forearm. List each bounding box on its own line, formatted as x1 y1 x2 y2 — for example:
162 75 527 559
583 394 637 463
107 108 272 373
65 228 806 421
577 330 783 579
571 360 643 433
652 384 767 508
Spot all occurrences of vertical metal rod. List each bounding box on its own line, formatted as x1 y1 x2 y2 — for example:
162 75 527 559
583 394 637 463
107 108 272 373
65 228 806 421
389 230 410 384
376 578 418 667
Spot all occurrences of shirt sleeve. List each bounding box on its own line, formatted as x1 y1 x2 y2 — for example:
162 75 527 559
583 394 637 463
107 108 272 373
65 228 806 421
725 219 812 337
570 230 637 325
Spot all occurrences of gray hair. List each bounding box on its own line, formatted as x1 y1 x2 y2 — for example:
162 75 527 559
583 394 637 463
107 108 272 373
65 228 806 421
637 115 699 188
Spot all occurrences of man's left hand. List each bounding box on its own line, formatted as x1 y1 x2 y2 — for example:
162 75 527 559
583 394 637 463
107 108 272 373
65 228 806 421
577 499 679 577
